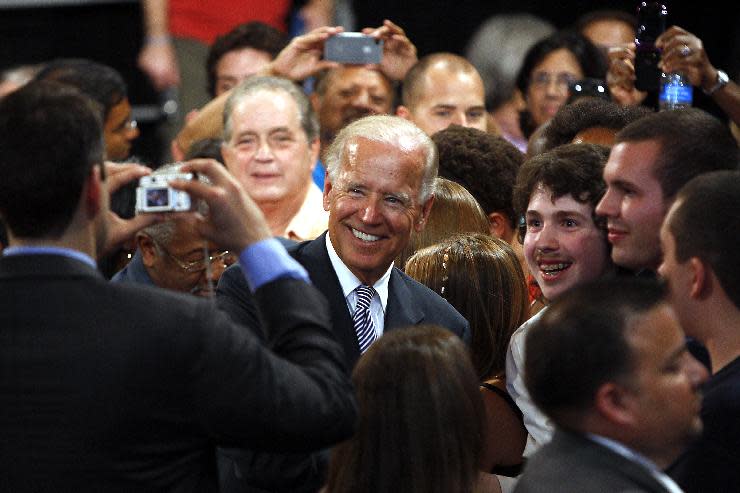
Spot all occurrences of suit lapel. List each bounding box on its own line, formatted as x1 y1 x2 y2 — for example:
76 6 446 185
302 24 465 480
291 234 361 368
384 269 424 331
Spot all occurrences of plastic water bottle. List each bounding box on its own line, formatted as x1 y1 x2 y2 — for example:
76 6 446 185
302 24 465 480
659 72 693 110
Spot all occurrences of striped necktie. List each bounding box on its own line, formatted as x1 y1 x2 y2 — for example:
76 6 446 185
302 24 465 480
352 285 377 354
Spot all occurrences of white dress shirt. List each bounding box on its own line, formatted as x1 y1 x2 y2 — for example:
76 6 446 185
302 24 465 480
326 233 391 337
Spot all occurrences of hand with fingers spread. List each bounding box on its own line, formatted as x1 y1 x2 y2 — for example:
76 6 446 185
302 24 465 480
362 19 418 81
102 162 163 258
170 159 272 253
264 26 344 81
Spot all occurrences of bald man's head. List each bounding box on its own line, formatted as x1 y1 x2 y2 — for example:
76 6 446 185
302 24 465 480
398 53 487 136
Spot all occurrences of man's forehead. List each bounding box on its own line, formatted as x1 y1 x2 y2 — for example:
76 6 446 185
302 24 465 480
235 89 297 112
342 136 424 163
605 140 661 180
232 90 302 128
328 67 390 91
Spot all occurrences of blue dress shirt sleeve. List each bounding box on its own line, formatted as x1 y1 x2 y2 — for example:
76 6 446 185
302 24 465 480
238 238 309 292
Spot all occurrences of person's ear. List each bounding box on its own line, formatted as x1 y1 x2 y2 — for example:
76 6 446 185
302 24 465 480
396 105 412 120
137 234 157 268
308 137 320 167
688 257 710 300
513 88 526 110
323 173 333 212
84 165 104 219
415 195 435 232
593 381 637 428
489 212 513 241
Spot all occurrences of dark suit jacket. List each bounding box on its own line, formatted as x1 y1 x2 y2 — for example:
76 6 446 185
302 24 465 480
0 254 355 492
515 429 673 493
215 233 470 492
218 232 470 370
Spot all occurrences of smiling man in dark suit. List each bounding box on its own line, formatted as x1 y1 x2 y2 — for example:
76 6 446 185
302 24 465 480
0 81 355 492
219 114 469 367
216 114 469 493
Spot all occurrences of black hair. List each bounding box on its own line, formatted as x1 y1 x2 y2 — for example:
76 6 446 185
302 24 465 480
35 58 127 121
616 108 739 200
669 171 740 309
525 278 666 424
433 125 523 228
0 81 104 238
206 22 289 97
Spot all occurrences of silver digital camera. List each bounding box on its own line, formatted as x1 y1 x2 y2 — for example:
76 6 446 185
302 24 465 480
135 170 194 213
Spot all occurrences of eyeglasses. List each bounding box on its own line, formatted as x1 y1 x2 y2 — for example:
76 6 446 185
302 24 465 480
530 72 578 91
112 119 138 134
156 243 236 273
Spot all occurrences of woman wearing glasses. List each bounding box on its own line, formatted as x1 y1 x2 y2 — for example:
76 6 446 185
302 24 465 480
515 31 607 145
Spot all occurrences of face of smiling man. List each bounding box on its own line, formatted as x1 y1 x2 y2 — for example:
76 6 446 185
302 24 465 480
323 136 434 286
524 184 612 301
221 88 318 208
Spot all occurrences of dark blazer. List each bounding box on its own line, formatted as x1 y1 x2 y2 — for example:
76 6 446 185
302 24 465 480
218 232 470 370
0 254 355 492
515 429 673 493
215 233 470 492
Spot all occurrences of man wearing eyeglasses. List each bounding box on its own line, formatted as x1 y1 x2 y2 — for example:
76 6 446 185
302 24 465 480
34 58 140 161
220 76 328 241
111 164 236 296
112 214 235 297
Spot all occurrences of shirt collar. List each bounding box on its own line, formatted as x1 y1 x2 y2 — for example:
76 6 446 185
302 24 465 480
3 245 97 269
325 233 391 312
284 185 329 241
586 433 684 493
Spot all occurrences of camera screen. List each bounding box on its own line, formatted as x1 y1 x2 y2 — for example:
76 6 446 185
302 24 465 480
146 188 169 207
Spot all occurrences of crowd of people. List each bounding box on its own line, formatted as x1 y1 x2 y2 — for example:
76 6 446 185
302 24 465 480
1 5 739 493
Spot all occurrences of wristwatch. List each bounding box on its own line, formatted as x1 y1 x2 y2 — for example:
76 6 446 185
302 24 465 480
703 69 729 96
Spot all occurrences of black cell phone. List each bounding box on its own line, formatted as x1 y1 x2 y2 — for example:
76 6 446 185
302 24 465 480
568 78 611 103
324 33 383 64
634 1 667 92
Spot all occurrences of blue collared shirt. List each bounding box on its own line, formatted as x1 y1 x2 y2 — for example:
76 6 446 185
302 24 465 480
586 433 685 493
3 246 97 268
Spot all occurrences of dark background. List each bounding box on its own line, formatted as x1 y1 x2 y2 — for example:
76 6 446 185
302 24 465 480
1 0 738 165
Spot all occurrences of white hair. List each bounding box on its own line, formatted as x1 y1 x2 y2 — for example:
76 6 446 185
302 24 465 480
324 115 438 203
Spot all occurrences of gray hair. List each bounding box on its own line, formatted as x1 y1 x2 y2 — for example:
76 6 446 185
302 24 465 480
324 115 438 203
140 163 209 246
465 14 555 109
222 76 319 143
